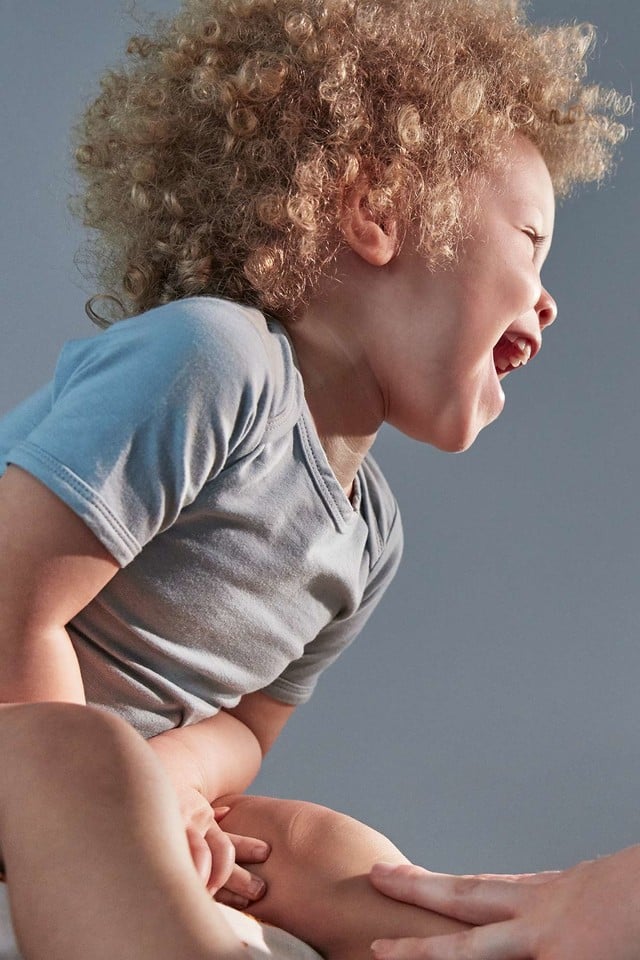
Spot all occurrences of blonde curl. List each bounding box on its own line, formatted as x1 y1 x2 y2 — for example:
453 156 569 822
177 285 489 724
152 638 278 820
70 0 631 324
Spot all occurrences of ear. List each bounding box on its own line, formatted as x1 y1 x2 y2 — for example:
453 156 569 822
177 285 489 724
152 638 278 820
341 183 398 266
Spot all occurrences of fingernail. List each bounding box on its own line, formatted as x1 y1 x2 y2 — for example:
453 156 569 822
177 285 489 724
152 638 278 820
371 940 389 958
371 862 396 877
249 877 265 897
251 842 270 860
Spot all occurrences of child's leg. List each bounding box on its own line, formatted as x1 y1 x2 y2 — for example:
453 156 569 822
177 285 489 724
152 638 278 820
218 794 470 960
0 703 254 960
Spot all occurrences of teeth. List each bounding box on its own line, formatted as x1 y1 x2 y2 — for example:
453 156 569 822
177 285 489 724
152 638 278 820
494 333 533 374
506 334 531 362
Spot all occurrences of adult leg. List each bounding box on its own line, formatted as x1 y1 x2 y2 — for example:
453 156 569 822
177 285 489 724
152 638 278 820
218 794 470 960
0 703 256 960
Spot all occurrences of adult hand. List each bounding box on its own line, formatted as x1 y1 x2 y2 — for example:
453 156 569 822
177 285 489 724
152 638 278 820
369 844 640 960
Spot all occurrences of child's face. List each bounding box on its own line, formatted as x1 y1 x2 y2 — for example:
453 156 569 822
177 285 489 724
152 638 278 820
372 135 556 452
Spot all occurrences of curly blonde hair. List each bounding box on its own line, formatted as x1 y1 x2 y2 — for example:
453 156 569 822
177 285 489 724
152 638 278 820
71 0 630 323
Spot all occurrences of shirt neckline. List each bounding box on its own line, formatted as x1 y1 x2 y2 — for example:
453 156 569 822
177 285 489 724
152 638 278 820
266 317 363 528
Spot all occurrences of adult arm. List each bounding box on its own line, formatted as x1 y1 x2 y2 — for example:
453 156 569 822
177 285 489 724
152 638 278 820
0 466 119 704
368 849 640 960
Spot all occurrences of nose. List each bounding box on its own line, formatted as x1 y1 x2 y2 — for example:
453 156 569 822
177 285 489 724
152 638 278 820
537 286 557 331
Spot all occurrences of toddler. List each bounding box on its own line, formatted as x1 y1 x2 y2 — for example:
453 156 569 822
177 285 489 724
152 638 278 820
0 0 628 918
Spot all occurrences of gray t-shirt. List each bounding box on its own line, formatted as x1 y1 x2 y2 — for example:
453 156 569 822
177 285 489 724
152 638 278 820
0 297 403 738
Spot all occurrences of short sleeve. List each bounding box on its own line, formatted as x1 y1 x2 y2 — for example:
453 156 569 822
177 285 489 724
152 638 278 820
4 298 276 566
263 504 404 705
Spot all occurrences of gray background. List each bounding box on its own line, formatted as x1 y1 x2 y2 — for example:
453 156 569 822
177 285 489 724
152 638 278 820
1 0 638 875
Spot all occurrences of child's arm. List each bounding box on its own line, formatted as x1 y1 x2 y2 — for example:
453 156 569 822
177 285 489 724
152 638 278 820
0 466 119 704
0 465 288 897
149 692 295 802
148 692 295 895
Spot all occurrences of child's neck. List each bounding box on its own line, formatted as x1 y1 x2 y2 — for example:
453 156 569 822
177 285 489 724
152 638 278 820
285 305 383 496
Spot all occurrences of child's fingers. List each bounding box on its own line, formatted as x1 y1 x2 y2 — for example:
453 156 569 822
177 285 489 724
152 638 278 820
215 862 266 903
204 823 236 894
215 888 250 911
213 803 270 863
185 827 212 885
224 830 270 864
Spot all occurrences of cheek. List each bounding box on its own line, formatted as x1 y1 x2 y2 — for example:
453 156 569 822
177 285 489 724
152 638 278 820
470 267 540 340
504 264 541 314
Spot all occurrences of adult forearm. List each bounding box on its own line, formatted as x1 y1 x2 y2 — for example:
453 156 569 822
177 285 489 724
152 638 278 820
148 710 263 803
0 626 86 704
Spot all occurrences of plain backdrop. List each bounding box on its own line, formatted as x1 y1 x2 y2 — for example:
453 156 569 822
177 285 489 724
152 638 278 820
1 0 639 875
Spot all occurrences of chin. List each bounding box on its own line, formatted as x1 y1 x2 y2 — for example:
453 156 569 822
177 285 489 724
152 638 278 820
391 392 502 451
432 407 500 453
439 431 479 454
399 421 479 453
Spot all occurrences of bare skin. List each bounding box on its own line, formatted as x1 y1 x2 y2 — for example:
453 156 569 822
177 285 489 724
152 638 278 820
0 703 259 960
216 795 468 960
368 856 640 960
0 136 556 937
0 703 467 960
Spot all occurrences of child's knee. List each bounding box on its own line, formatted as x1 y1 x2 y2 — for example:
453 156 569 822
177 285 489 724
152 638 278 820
1 700 124 745
0 702 145 790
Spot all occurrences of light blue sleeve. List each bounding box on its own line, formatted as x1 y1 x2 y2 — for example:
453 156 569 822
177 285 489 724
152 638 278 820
3 298 275 565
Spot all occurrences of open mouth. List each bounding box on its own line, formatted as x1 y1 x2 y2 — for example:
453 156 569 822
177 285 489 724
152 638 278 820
493 332 534 377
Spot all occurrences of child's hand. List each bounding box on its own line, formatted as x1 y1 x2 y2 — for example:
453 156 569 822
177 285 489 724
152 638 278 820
147 734 269 902
210 805 271 909
173 786 270 902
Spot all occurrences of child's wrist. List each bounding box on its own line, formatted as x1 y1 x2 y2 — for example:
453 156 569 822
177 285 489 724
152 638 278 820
147 729 207 796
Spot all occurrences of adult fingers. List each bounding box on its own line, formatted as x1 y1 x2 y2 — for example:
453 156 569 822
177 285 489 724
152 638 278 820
504 871 560 885
371 921 529 960
369 864 532 924
464 870 560 886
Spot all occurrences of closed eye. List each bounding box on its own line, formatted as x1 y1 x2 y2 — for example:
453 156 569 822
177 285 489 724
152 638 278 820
524 229 548 251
